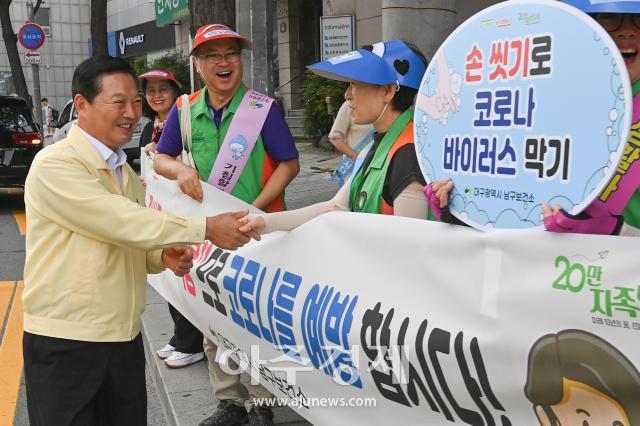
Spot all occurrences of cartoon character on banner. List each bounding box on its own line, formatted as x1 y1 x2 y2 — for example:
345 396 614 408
230 135 248 160
525 329 640 425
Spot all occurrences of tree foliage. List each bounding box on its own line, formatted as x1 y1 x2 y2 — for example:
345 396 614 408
301 71 347 137
135 52 190 91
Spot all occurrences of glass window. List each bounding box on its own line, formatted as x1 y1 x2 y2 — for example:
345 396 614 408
0 72 15 96
34 7 51 37
0 102 31 128
59 101 73 125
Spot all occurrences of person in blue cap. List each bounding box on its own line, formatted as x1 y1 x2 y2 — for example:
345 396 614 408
426 0 640 235
238 39 432 233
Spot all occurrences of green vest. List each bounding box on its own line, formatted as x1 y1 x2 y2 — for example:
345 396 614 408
178 83 269 205
349 109 413 213
622 80 640 228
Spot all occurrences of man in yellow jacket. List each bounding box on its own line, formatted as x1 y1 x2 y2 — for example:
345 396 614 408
22 55 258 426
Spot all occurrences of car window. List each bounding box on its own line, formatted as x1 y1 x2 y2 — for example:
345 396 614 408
59 101 73 125
71 104 77 120
0 101 31 128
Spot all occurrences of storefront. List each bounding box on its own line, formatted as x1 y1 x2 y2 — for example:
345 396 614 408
108 20 176 62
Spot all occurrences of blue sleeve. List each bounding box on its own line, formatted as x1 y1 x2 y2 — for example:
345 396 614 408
156 104 182 157
260 102 299 162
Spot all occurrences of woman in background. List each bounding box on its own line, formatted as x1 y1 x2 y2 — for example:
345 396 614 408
138 69 205 368
239 40 431 233
139 69 181 154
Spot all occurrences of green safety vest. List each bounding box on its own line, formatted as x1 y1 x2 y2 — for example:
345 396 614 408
349 109 414 214
177 83 284 211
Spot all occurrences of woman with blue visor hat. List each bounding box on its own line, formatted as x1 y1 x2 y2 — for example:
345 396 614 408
239 39 432 234
428 0 640 236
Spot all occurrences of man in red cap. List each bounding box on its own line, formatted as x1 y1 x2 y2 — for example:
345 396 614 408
154 24 300 426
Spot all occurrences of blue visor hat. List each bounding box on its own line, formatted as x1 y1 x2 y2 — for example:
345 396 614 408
307 39 426 89
376 39 426 90
307 49 398 86
562 0 640 13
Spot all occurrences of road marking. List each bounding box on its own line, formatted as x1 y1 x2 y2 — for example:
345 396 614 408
0 283 14 336
0 281 23 426
11 211 26 236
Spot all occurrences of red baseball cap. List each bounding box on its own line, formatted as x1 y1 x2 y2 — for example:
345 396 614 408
138 69 182 88
190 24 254 55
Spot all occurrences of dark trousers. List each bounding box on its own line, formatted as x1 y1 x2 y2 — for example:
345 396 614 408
168 303 203 353
23 332 146 426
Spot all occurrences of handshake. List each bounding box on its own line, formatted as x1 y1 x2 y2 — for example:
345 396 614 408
205 210 261 251
162 210 262 278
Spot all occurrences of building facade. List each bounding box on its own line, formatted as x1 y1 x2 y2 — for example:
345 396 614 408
275 0 503 113
106 0 177 63
0 0 504 118
0 0 90 111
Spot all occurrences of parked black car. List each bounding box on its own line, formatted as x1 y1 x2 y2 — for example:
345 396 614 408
0 95 43 188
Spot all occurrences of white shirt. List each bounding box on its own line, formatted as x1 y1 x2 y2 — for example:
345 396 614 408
41 105 50 125
77 126 127 191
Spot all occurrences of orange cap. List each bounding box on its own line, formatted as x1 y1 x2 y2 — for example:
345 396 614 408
138 69 182 88
190 24 254 55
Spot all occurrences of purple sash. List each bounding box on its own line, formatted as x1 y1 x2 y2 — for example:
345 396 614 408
207 90 273 192
598 93 640 214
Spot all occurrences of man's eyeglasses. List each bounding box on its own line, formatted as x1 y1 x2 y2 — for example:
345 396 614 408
197 51 242 64
593 13 640 32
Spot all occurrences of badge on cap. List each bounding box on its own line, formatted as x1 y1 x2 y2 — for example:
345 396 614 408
143 71 169 77
203 29 239 39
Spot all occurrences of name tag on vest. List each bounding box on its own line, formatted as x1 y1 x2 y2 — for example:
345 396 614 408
332 129 375 187
207 90 273 192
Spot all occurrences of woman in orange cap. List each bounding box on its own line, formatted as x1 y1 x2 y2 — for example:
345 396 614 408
138 69 206 369
138 69 182 154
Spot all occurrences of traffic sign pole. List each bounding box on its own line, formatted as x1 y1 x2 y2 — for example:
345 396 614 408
25 2 42 128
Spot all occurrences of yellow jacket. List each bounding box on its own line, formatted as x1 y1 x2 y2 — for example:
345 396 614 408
23 125 205 342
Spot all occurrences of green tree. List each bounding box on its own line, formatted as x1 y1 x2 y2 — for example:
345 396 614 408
135 53 190 91
300 71 347 137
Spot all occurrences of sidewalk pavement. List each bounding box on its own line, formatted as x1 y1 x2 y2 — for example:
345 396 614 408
142 143 340 426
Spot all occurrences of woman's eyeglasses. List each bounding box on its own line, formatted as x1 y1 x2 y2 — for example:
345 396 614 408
593 13 640 32
145 87 173 97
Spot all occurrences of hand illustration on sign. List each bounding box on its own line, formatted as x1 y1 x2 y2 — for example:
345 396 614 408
416 51 461 125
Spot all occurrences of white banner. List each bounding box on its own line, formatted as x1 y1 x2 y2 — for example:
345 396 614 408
143 156 640 425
